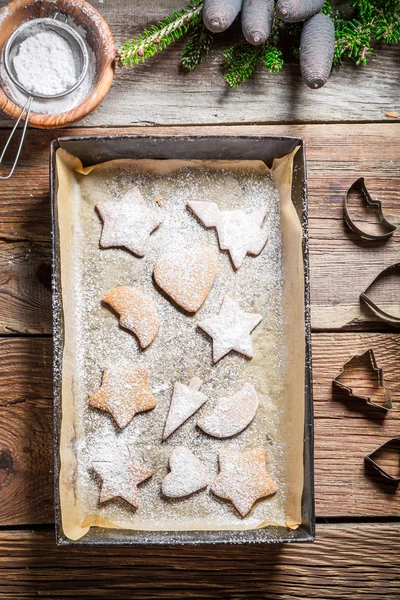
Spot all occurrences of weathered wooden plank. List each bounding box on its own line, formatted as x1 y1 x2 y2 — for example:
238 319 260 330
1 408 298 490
0 333 398 525
0 0 399 126
0 124 399 331
0 524 398 599
0 242 52 334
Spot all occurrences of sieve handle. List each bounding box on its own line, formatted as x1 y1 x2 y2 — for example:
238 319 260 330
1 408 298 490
0 95 33 180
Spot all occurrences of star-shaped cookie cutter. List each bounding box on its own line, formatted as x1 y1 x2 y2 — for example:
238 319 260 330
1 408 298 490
344 177 397 241
365 437 400 482
332 349 392 412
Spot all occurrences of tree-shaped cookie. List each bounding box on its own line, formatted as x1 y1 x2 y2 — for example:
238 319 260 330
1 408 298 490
93 451 153 509
103 286 159 348
197 383 259 438
162 446 209 498
163 377 207 440
96 186 164 256
198 295 262 363
211 448 278 517
188 200 268 269
89 365 156 429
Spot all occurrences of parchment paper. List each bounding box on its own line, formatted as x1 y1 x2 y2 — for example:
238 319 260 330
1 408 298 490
55 148 305 542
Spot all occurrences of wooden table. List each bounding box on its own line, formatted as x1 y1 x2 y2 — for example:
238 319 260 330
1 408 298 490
0 1 399 598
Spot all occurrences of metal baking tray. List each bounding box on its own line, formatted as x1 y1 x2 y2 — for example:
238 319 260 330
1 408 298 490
50 134 314 545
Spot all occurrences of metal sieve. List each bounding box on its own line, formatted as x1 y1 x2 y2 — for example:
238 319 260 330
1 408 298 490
0 16 89 180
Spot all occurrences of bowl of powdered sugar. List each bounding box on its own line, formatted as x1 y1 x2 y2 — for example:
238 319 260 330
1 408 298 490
0 0 115 128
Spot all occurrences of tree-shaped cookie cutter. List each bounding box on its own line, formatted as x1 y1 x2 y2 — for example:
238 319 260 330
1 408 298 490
333 349 392 412
360 263 400 326
344 177 397 240
365 437 400 481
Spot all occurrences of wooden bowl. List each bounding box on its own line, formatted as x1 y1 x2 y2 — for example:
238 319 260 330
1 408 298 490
0 0 116 129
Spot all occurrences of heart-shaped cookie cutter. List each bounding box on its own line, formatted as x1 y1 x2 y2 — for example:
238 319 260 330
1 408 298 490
344 177 397 241
332 349 392 412
365 437 400 481
360 263 400 326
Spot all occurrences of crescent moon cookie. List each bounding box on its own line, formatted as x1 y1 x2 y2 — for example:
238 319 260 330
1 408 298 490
162 446 209 499
154 245 218 313
163 377 208 441
89 365 157 429
197 383 259 438
210 448 278 517
187 201 268 269
198 295 262 363
96 186 164 256
93 451 153 509
103 286 159 349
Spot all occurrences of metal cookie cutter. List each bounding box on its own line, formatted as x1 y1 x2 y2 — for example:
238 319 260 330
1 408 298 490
365 437 400 482
360 263 400 326
333 349 392 412
344 177 397 240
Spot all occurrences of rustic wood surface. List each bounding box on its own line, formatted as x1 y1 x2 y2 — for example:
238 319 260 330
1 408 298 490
0 1 399 590
0 524 399 599
0 0 399 126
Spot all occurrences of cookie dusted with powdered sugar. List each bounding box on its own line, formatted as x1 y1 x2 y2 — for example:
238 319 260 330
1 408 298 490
103 286 159 348
89 365 156 429
188 201 268 269
197 383 259 439
163 377 208 441
211 448 278 517
93 451 153 509
154 245 218 313
96 186 164 256
162 446 209 498
198 295 262 363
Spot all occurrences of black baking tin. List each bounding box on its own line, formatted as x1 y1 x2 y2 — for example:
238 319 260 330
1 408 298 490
50 134 315 545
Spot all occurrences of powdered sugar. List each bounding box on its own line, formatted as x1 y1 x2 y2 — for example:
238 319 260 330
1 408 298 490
197 383 259 439
94 452 153 508
13 30 78 96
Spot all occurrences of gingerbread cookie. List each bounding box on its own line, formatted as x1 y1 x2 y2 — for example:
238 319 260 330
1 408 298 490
154 245 218 313
162 446 209 498
163 377 208 440
96 186 164 256
210 448 278 517
103 286 159 349
93 451 153 509
89 365 156 429
198 295 262 363
197 383 259 438
188 201 268 269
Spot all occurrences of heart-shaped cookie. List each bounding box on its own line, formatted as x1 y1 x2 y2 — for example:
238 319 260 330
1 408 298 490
162 446 209 498
154 245 218 313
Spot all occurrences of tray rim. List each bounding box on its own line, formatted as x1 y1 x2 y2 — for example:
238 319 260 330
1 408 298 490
50 133 315 546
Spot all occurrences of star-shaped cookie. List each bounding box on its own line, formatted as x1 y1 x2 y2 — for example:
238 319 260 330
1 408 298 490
210 448 278 517
198 295 262 363
89 365 157 429
96 186 164 256
93 451 153 508
188 201 268 269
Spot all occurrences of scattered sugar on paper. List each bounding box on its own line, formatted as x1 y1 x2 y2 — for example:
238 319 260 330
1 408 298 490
68 163 288 532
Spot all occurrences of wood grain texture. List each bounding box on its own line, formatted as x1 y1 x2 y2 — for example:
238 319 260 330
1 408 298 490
0 123 399 332
0 333 398 525
0 0 398 126
0 524 398 599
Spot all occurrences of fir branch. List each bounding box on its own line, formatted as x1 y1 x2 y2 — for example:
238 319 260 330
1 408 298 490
180 22 214 71
261 46 284 72
119 4 202 66
223 44 260 88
